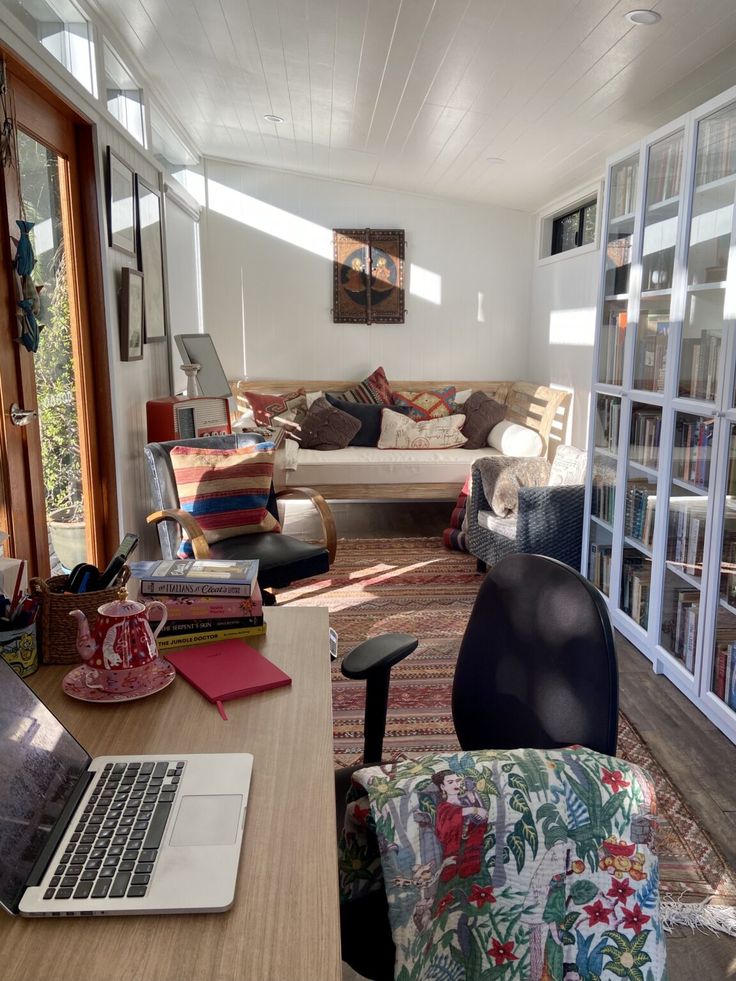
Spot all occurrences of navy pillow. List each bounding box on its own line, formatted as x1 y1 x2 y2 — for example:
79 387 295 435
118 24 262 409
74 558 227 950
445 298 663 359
324 394 411 447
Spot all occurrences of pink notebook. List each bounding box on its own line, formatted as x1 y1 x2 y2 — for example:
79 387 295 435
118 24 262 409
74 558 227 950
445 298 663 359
165 639 291 719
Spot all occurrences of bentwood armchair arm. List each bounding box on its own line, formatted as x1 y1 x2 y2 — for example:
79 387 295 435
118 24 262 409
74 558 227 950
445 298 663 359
275 486 337 563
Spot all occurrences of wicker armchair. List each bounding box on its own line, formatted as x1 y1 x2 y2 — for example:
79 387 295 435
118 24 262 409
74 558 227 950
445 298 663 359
467 457 585 572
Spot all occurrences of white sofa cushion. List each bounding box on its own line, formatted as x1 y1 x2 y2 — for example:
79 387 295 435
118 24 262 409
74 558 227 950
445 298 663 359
281 446 502 485
487 420 544 457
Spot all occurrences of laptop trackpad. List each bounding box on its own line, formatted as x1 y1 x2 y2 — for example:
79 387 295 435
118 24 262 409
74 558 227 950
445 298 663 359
169 795 242 846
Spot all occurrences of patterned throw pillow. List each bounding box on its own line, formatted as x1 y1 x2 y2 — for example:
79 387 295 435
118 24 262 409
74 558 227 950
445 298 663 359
548 444 587 486
378 410 467 449
327 366 393 405
294 397 361 450
237 386 307 427
324 394 411 447
392 386 457 420
170 443 280 558
460 391 506 449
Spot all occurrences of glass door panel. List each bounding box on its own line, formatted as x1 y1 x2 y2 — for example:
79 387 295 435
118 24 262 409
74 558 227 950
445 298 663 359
597 300 627 385
659 411 713 669
633 297 670 393
604 154 639 296
620 403 660 629
712 427 736 710
588 395 620 595
16 132 87 572
641 131 683 293
681 102 736 404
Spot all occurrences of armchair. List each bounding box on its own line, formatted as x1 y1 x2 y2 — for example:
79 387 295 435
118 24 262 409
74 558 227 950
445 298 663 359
144 434 336 595
467 445 586 571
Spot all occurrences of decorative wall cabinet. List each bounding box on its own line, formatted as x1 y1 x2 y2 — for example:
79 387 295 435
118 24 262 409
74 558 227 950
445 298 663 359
583 83 736 745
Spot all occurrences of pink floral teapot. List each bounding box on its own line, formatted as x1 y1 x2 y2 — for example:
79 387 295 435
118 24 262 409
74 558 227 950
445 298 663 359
69 597 168 671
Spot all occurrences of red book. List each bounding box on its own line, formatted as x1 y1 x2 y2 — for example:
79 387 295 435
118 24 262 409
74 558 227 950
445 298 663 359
165 639 291 719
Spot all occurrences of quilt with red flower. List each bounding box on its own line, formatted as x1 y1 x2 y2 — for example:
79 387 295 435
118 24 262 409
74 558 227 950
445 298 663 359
339 747 666 981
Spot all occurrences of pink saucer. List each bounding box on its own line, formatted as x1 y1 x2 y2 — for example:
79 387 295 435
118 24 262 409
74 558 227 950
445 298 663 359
62 659 176 703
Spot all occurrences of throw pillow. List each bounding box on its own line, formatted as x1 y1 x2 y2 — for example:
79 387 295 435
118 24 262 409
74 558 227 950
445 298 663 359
460 391 506 449
474 457 551 517
238 387 307 427
324 393 411 446
378 410 467 450
295 397 361 450
548 444 587 486
170 443 280 558
488 419 544 457
391 386 457 421
326 366 393 405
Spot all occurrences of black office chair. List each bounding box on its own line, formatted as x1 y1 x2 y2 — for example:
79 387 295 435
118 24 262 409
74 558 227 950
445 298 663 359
336 553 618 981
144 434 336 599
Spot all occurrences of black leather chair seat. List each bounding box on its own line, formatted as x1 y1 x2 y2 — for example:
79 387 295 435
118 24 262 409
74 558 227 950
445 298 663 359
207 533 329 588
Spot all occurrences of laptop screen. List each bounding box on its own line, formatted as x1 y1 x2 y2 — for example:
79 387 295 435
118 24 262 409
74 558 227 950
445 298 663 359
0 659 90 914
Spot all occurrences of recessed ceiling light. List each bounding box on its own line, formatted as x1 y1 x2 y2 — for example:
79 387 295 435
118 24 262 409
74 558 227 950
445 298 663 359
486 156 504 164
263 114 285 123
625 9 661 25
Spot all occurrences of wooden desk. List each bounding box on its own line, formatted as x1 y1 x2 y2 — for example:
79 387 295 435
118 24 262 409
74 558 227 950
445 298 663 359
1 608 341 981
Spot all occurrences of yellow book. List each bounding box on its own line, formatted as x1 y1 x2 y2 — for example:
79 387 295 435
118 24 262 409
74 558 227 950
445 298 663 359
156 623 267 651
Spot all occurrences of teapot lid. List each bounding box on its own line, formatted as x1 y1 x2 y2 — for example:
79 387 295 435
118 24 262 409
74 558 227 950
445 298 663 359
98 598 146 618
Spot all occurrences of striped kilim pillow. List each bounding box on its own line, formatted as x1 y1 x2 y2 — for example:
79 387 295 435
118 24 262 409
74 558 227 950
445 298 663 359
170 443 280 558
328 365 393 405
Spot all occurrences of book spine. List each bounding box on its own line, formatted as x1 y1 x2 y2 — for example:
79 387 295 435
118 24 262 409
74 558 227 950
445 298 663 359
155 616 264 637
140 580 252 597
156 624 267 650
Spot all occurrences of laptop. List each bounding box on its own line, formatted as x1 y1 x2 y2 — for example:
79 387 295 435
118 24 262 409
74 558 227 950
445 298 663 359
0 658 253 917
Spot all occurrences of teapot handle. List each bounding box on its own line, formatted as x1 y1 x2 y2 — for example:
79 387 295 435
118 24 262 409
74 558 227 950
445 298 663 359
145 601 169 638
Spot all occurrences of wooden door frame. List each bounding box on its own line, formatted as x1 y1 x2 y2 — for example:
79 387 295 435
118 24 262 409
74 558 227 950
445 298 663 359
0 48 118 576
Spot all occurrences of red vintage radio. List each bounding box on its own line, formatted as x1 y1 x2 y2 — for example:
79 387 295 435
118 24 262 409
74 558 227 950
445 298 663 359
146 395 231 442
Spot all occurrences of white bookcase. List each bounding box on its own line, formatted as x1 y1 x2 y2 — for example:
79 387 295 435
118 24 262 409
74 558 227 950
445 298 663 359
583 83 736 745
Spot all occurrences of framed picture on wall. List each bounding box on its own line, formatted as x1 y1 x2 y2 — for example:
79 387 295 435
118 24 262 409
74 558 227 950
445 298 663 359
135 175 167 342
106 147 136 256
119 267 144 361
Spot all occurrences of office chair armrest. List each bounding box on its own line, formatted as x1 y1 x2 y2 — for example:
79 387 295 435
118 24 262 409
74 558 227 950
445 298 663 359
275 486 337 564
146 509 211 559
341 633 418 679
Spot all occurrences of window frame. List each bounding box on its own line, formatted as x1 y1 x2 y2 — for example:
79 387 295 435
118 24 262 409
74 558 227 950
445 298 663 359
551 198 598 256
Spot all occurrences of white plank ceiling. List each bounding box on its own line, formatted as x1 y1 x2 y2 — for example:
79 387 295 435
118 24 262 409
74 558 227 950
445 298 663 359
88 0 736 211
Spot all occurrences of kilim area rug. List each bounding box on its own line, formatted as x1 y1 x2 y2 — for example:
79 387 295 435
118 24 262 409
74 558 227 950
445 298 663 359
279 536 736 924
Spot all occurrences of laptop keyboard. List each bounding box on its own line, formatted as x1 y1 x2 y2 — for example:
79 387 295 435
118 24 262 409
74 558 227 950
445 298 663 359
42 760 185 902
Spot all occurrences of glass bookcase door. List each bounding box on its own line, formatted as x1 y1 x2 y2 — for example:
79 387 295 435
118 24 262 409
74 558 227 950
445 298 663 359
633 297 670 393
659 411 714 671
620 403 660 629
588 395 621 595
641 130 683 292
597 299 628 386
680 101 736 402
712 426 736 710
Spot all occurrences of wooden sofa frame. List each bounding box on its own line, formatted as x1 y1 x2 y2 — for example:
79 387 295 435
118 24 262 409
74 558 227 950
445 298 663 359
230 380 572 503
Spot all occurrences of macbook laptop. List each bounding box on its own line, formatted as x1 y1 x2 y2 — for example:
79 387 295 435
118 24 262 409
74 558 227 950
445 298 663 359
0 658 253 917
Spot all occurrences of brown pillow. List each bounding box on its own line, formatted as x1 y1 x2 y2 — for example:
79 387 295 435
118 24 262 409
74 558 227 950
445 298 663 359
295 397 361 450
461 391 506 448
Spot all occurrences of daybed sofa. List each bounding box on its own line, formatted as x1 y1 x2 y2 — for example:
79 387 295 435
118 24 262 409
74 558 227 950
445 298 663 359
230 379 572 502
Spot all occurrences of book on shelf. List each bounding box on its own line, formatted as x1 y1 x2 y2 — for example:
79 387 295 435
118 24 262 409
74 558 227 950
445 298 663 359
133 558 259 597
680 332 721 401
673 416 714 486
137 581 263 619
630 409 661 468
624 482 656 546
589 542 613 593
667 497 707 574
156 623 267 651
595 398 620 452
672 589 699 666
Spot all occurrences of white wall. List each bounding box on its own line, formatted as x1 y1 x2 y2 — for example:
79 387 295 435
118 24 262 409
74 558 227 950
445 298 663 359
529 234 601 450
199 161 535 384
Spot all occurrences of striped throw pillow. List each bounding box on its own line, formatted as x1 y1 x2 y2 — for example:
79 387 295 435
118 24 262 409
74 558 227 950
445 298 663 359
171 443 280 558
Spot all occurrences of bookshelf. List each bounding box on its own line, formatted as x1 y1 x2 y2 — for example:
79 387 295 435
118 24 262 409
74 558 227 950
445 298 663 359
583 86 736 745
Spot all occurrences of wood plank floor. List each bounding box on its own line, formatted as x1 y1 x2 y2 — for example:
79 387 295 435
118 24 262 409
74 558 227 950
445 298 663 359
281 501 736 979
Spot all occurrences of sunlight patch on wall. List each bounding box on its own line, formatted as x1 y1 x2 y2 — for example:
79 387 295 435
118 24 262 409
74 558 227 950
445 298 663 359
206 179 332 259
477 291 485 323
549 307 595 347
409 264 442 304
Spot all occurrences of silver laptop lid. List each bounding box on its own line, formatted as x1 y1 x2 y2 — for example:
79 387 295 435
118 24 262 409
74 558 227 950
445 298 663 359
0 659 91 914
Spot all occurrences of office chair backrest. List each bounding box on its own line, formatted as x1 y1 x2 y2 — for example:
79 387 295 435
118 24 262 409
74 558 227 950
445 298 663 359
144 433 278 560
452 553 618 756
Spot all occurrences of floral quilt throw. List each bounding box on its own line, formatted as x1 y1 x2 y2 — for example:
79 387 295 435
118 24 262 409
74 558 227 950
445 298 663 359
339 747 666 981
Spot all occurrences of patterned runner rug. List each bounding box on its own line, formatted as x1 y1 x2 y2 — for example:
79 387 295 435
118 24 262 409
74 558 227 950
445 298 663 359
279 537 736 917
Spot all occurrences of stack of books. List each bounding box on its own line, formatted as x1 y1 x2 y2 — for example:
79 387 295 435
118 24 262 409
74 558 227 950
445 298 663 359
131 559 264 650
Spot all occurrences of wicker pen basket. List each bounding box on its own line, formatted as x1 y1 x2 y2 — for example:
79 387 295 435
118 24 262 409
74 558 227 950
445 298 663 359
30 567 131 665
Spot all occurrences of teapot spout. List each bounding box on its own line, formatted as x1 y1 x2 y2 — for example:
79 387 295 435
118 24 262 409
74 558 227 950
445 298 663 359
69 609 96 662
